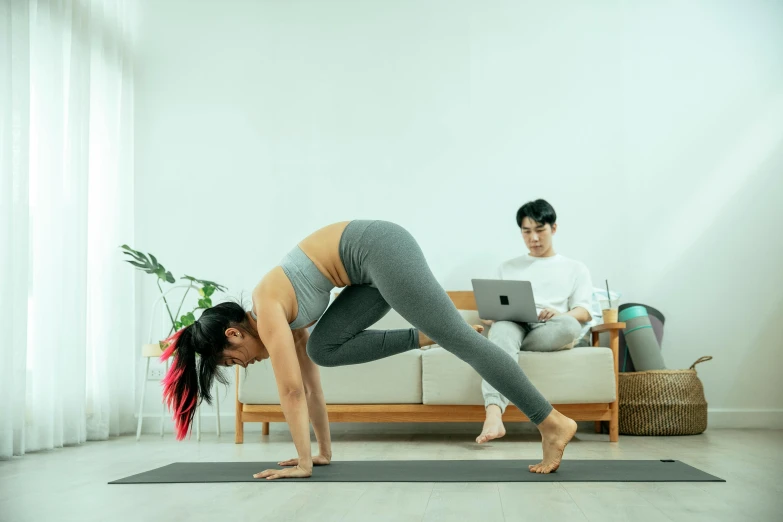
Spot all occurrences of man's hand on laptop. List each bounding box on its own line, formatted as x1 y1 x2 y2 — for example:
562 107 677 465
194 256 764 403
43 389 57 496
538 308 560 322
480 319 495 326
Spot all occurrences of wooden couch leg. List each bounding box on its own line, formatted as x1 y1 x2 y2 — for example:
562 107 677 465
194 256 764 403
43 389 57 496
609 401 619 442
235 417 244 444
262 422 269 436
609 328 620 443
594 421 602 434
235 367 244 444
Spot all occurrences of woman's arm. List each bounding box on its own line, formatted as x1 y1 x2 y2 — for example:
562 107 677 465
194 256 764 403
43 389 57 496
253 301 313 480
293 328 332 461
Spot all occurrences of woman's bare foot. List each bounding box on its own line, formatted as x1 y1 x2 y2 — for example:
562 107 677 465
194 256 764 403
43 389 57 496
476 405 506 443
418 325 484 348
529 409 577 474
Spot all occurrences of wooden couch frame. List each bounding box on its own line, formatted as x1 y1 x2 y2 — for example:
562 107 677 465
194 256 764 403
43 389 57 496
235 291 623 443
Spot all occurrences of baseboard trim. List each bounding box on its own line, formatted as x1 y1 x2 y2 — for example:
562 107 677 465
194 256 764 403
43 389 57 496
706 409 783 429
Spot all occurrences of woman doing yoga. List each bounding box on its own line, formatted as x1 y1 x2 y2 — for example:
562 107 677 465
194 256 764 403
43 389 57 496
160 220 577 479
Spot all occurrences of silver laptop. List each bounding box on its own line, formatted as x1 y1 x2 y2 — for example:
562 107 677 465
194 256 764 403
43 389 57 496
471 279 544 323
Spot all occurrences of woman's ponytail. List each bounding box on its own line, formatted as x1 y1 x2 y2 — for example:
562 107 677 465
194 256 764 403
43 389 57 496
157 301 248 440
160 325 199 440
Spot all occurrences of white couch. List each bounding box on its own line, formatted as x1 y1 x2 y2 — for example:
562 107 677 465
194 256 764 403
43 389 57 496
236 292 622 442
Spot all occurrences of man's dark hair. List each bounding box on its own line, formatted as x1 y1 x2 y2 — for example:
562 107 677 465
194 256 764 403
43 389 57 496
515 199 557 228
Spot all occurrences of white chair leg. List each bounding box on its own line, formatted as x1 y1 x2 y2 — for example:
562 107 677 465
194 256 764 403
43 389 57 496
160 359 169 437
136 358 150 441
215 383 221 438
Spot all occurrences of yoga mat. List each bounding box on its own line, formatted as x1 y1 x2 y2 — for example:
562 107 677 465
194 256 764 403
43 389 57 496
110 460 724 484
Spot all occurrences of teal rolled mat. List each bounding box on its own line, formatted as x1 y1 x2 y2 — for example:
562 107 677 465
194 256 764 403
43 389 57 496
619 306 666 370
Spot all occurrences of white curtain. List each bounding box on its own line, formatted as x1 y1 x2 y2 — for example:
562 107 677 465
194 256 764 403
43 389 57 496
0 0 136 459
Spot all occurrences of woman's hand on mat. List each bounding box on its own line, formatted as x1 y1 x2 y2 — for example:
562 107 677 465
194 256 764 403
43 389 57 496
538 308 560 322
253 464 313 480
278 454 331 466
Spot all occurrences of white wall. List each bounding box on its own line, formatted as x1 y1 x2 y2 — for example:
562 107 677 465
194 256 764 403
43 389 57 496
133 0 783 431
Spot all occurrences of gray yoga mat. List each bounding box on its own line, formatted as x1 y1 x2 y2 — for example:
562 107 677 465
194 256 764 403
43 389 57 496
110 460 724 484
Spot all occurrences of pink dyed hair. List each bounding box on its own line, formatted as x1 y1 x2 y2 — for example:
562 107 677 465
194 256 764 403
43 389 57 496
159 328 197 440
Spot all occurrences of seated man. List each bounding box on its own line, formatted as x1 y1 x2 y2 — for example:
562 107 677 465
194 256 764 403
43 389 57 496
477 199 594 444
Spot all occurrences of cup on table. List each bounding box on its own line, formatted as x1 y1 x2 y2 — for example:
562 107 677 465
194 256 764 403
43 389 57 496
601 308 619 324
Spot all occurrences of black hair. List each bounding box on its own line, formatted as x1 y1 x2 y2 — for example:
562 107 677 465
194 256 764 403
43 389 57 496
162 301 254 439
515 199 557 228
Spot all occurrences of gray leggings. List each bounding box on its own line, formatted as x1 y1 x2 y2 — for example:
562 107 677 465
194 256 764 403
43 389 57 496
483 317 583 414
307 220 554 425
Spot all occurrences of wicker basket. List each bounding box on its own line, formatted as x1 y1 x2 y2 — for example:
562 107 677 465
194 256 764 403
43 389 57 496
618 356 712 436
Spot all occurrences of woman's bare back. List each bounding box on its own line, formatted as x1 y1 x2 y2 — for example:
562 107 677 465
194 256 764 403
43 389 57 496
254 221 352 329
297 221 352 288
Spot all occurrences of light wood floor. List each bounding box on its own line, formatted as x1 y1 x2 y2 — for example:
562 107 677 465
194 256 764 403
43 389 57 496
1 427 781 522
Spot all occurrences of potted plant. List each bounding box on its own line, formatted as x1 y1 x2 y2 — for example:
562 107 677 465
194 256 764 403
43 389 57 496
120 245 228 350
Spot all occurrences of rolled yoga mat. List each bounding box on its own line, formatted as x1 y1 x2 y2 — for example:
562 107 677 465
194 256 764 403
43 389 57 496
619 305 666 370
110 460 724 484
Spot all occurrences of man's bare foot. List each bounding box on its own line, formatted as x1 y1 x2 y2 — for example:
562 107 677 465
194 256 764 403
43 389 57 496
418 332 435 347
476 405 506 443
529 409 577 474
418 325 484 348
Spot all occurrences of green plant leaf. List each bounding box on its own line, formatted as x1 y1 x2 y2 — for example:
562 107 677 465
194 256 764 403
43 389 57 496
197 297 212 309
122 252 148 266
121 250 144 262
180 312 196 326
181 275 227 292
203 286 216 297
120 247 156 273
149 253 160 269
124 247 150 263
198 288 205 297
165 271 175 284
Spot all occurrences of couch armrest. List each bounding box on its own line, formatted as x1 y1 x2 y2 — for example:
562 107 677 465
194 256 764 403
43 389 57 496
590 322 626 334
590 322 625 350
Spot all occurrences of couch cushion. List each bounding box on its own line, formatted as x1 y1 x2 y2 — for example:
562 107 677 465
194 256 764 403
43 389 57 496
239 350 422 404
367 309 485 348
330 292 481 332
422 346 616 405
366 309 417 331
